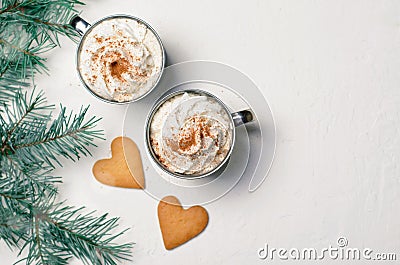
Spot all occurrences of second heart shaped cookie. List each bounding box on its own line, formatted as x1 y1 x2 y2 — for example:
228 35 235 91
92 136 145 189
158 196 209 250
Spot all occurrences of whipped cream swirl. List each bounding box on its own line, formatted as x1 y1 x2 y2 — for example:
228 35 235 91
150 92 233 175
78 18 163 102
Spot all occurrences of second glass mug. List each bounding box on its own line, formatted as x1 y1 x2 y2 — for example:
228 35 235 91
145 89 254 179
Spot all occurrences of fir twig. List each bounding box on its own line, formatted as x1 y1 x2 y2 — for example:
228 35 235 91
1 90 103 167
0 1 134 264
0 0 83 103
18 197 133 265
1 91 133 264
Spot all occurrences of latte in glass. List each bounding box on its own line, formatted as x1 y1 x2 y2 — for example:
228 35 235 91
77 17 163 102
149 91 233 176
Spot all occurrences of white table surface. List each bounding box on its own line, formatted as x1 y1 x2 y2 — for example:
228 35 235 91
2 0 400 264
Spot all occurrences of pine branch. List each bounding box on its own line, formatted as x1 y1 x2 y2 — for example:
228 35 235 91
0 0 83 44
0 0 83 103
0 1 134 263
26 203 133 265
0 62 31 105
0 89 101 202
0 27 50 81
0 173 35 249
0 89 132 265
0 189 133 265
13 105 103 167
1 90 103 168
3 156 60 195
0 206 29 249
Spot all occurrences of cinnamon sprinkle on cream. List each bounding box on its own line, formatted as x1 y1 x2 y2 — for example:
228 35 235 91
110 58 130 81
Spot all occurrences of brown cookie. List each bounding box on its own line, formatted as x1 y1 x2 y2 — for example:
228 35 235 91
92 136 145 189
158 196 209 250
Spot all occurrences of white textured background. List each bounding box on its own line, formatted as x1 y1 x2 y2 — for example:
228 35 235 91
1 0 400 264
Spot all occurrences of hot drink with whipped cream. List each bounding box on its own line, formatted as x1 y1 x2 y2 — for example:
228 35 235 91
149 91 234 176
77 17 163 102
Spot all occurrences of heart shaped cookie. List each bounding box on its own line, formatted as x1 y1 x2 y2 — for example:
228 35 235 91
92 136 145 189
158 196 209 250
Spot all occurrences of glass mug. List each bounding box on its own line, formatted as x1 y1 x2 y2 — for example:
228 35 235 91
70 14 166 104
145 89 254 179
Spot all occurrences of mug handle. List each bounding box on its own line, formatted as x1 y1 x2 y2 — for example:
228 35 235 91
70 15 91 35
232 109 254 127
